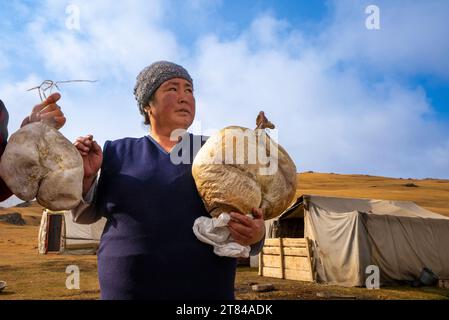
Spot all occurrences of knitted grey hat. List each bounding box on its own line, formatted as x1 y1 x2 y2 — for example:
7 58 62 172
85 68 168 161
134 61 193 118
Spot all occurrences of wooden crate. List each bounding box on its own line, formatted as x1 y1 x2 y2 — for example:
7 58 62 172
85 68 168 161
258 237 314 282
438 279 449 289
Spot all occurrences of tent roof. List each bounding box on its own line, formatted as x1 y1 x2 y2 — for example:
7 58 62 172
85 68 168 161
279 194 449 220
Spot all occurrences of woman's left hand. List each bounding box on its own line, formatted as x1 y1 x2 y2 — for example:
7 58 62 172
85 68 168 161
228 208 265 246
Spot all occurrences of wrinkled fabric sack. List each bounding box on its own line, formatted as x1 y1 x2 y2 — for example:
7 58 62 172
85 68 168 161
0 122 83 210
192 126 297 220
192 212 251 258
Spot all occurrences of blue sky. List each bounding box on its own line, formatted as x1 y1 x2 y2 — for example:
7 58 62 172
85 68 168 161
163 0 329 43
0 0 448 206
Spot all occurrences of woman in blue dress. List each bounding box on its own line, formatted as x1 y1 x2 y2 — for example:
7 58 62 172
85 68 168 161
71 61 265 300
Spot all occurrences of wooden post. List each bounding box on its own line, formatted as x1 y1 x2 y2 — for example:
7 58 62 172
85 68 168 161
305 237 314 281
279 237 285 279
258 249 263 276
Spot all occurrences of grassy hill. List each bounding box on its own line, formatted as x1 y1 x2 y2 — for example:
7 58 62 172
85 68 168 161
1 172 448 300
297 172 449 216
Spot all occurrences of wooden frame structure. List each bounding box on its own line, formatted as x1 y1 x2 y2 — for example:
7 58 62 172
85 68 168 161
258 237 315 282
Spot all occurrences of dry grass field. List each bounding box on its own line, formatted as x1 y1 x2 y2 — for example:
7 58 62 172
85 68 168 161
1 172 449 300
297 172 449 217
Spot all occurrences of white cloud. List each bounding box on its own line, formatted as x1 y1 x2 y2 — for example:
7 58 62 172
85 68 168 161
0 74 43 126
320 0 449 79
1 0 183 145
0 0 448 182
0 195 23 208
27 0 180 80
190 5 449 179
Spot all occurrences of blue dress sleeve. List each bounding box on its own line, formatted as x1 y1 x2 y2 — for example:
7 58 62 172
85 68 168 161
249 236 266 256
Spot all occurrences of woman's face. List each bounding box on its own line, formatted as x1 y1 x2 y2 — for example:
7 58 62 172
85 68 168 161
147 77 195 132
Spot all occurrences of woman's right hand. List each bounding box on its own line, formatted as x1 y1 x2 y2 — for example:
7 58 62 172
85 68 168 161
74 135 103 195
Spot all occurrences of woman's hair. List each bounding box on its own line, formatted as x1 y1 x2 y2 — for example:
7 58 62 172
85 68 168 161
143 94 155 125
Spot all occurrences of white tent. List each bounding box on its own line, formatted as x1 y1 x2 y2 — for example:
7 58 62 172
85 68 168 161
38 209 106 255
262 194 449 287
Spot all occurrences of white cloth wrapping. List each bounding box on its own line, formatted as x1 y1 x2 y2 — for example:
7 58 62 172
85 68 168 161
192 212 251 258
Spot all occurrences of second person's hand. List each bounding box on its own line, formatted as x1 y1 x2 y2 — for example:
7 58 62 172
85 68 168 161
22 92 66 129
